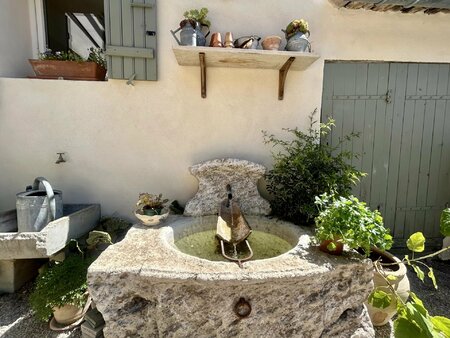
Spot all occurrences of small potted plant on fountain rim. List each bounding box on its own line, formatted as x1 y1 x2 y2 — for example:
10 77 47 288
314 192 393 256
134 193 170 226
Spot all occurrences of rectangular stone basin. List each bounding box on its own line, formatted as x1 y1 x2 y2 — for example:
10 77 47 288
0 204 100 260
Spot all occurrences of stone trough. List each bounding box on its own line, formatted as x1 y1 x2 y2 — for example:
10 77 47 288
88 216 374 337
88 159 375 337
0 204 100 292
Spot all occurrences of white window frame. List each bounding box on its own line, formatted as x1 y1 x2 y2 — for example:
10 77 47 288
28 0 47 58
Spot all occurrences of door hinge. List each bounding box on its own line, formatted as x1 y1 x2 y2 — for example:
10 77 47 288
385 89 392 104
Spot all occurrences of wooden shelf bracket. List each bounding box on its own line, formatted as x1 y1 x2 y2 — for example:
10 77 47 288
278 57 295 100
199 52 206 98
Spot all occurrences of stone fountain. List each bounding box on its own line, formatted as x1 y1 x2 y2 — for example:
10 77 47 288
88 159 375 337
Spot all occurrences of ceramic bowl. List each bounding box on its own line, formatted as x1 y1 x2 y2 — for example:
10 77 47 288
262 36 282 51
134 207 170 226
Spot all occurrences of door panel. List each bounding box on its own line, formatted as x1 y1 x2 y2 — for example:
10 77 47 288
322 62 450 246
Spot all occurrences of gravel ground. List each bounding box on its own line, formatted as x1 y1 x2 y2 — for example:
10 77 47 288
1 257 448 338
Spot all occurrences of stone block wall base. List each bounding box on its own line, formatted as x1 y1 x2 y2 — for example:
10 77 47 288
0 259 46 293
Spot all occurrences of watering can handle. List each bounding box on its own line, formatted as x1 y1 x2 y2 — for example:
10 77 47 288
32 177 57 221
170 27 182 45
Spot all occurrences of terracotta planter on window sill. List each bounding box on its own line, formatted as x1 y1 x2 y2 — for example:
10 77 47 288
29 59 106 81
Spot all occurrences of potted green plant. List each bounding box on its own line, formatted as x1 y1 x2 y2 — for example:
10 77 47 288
263 110 365 226
171 7 210 46
314 192 393 256
134 193 170 226
368 232 450 336
29 254 91 325
29 47 107 81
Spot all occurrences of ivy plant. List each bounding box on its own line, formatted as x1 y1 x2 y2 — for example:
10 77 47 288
369 232 450 337
263 110 365 226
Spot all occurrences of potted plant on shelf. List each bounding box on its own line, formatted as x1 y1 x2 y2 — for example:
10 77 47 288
134 193 170 226
170 7 211 46
314 192 393 256
282 19 311 52
29 254 92 327
29 47 107 81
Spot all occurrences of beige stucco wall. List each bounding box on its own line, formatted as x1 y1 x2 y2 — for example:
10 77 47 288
1 0 450 218
0 1 33 77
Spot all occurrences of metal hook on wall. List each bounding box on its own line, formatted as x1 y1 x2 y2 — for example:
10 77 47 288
127 73 136 86
55 152 66 164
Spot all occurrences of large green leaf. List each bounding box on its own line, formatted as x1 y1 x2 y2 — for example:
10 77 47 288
394 317 428 338
440 208 450 236
431 316 450 336
407 232 426 253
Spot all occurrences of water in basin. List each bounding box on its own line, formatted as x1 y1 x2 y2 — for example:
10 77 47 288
175 229 294 261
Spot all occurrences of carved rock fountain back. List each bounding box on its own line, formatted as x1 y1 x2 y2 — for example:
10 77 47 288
88 159 375 337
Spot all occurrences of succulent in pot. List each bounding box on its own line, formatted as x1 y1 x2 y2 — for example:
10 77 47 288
171 7 210 46
282 19 311 52
283 19 309 39
136 193 169 216
314 192 393 256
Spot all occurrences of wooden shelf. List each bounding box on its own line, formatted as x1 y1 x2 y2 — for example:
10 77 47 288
172 46 320 100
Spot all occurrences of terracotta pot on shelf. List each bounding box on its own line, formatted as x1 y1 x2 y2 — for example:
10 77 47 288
29 60 106 81
262 36 282 51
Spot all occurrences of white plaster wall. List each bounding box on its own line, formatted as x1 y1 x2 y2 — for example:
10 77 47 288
1 0 450 218
0 0 33 77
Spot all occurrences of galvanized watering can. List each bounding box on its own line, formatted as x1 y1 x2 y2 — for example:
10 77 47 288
170 20 210 46
16 177 62 232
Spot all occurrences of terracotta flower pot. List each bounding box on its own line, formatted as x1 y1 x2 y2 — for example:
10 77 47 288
319 239 344 255
53 304 85 325
29 60 106 81
365 248 410 326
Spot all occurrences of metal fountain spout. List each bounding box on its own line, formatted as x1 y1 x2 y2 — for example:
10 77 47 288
216 184 253 267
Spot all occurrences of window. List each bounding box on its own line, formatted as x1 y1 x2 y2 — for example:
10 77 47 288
31 0 157 81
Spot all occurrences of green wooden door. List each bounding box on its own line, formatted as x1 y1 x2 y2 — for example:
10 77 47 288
322 62 450 247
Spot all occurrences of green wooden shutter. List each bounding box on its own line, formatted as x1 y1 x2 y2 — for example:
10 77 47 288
104 0 157 81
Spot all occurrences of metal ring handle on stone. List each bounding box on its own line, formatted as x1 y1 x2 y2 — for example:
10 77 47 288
32 177 57 221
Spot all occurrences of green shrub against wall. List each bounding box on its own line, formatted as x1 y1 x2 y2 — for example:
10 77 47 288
263 110 365 226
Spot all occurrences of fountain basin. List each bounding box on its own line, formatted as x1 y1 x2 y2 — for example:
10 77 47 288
88 216 375 337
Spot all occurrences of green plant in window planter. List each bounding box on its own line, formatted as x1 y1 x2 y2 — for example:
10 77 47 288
314 192 393 255
263 109 365 226
368 232 450 337
29 48 107 81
